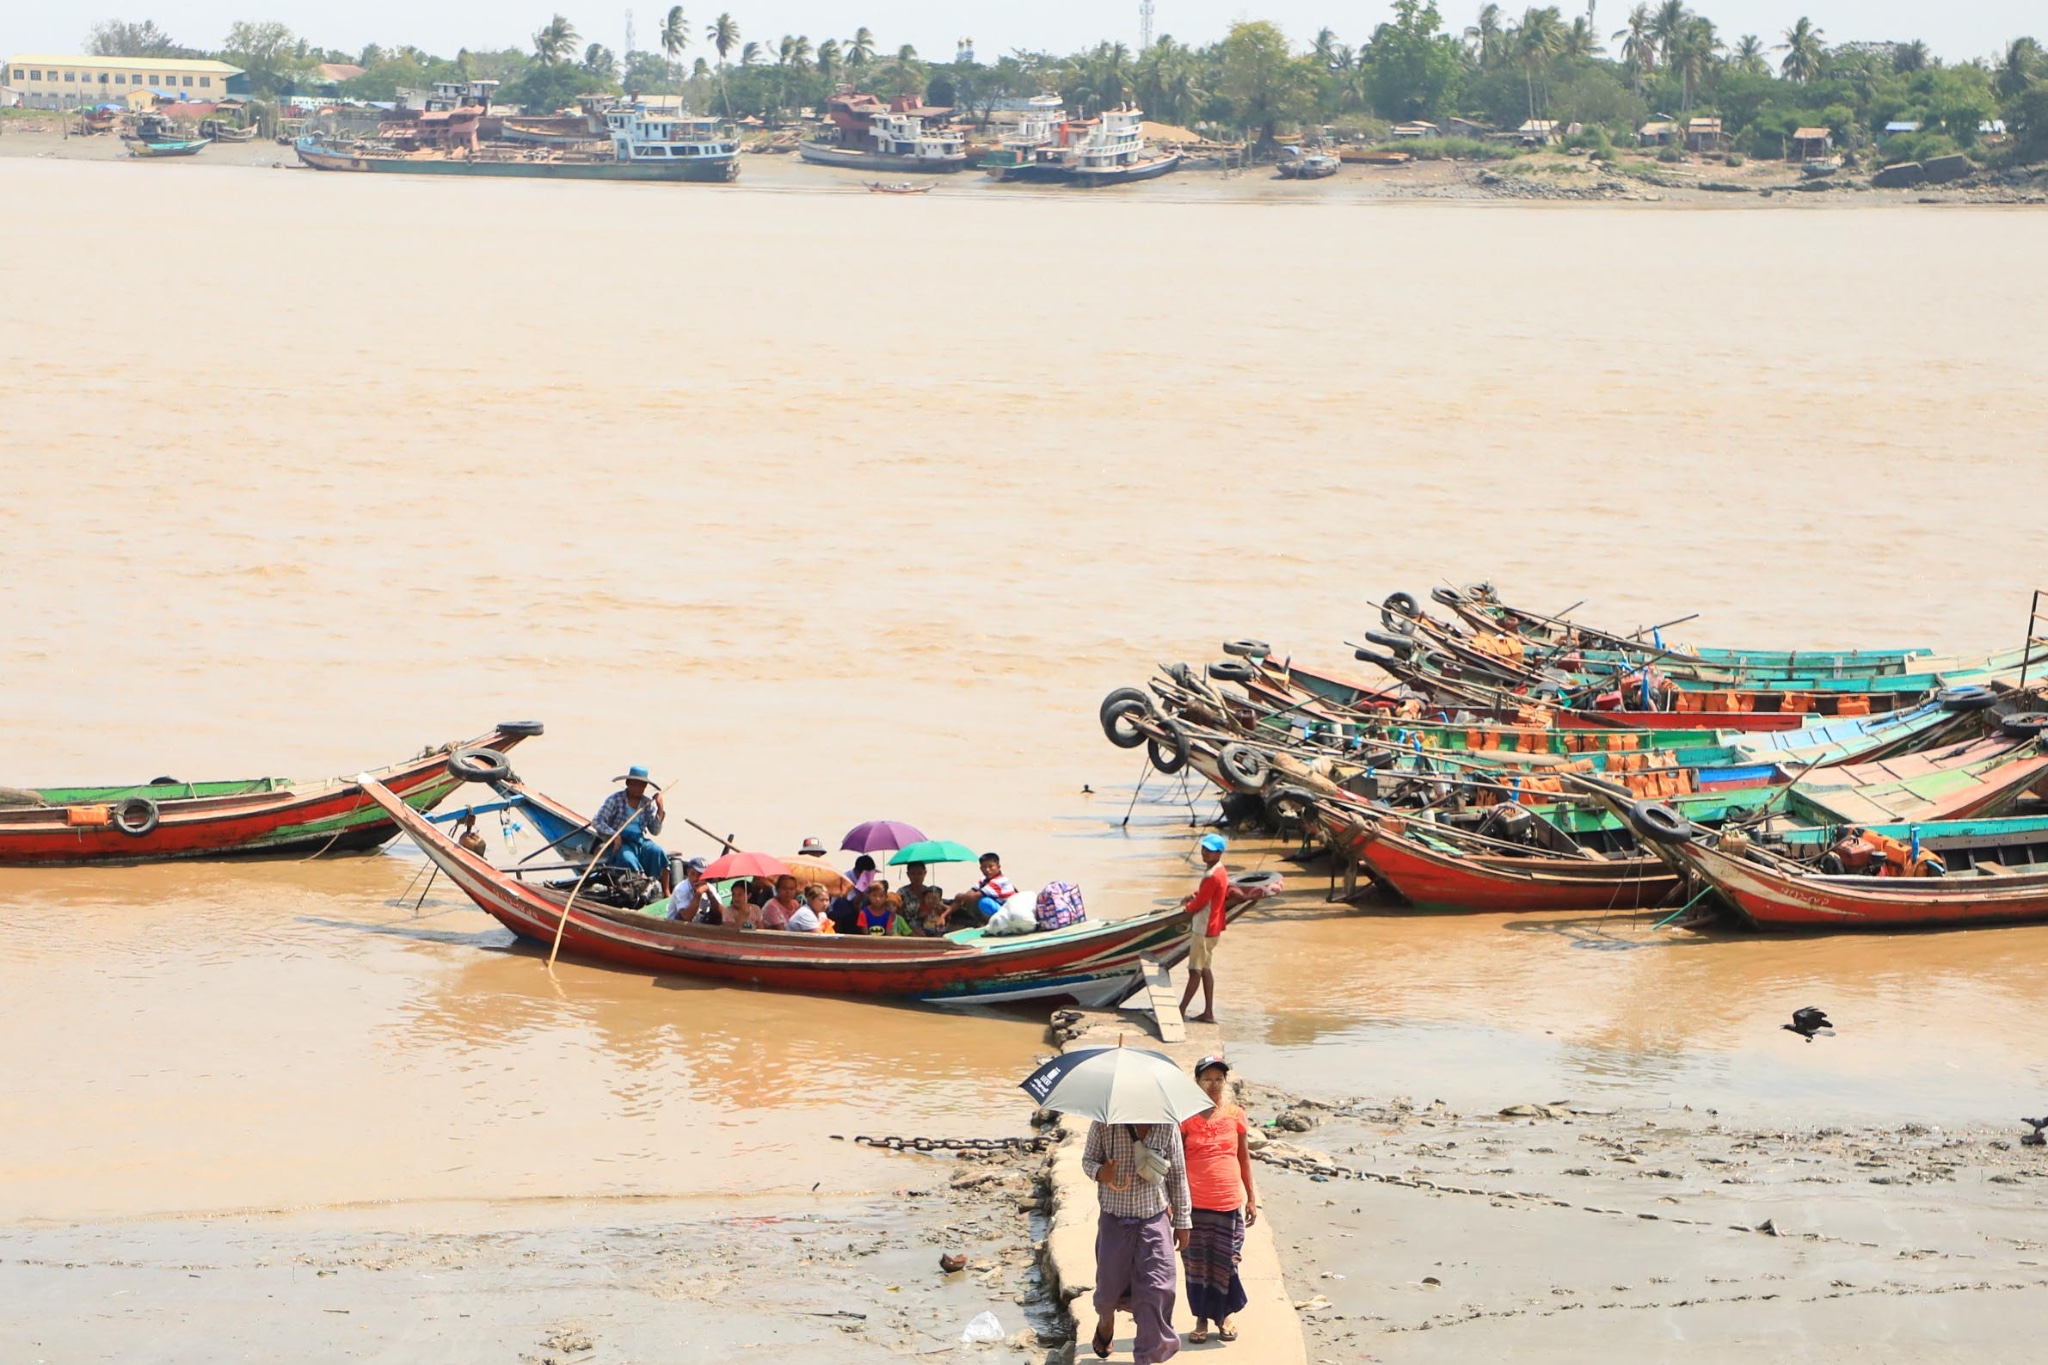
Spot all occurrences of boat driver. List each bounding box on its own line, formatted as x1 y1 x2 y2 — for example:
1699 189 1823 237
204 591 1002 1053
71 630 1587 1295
593 764 672 896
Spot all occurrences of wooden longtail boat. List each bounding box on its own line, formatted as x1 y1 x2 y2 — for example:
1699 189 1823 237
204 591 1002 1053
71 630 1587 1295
0 724 539 866
1654 830 2048 931
360 777 1219 1007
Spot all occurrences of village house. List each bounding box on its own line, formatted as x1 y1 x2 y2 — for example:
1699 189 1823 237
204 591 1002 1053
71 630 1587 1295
1685 117 1725 153
1789 126 1834 160
1390 120 1440 140
1637 119 1679 146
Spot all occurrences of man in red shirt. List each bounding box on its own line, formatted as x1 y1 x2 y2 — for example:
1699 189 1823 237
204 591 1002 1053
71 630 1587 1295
1179 833 1230 1023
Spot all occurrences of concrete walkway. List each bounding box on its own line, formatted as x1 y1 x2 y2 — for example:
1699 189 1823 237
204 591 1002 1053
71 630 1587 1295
1039 1006 1306 1365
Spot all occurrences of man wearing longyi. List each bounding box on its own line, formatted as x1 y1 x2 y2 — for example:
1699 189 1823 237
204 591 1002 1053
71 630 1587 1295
593 764 671 897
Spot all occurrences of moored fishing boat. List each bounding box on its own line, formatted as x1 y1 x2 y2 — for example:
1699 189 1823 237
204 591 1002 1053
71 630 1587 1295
0 723 541 866
362 775 1229 1006
1062 109 1182 185
129 137 211 158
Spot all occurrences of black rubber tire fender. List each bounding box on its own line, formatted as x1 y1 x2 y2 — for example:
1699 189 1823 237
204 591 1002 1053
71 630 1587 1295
1148 718 1191 775
1363 629 1416 656
496 720 546 738
1262 784 1317 824
1207 659 1256 683
1219 743 1272 791
1354 647 1403 670
112 796 160 838
1939 685 1996 712
1230 869 1285 891
1430 586 1467 608
1221 638 1271 659
1099 686 1152 728
447 747 513 784
1101 696 1152 750
1999 711 2048 737
1629 799 1696 846
1380 591 1421 632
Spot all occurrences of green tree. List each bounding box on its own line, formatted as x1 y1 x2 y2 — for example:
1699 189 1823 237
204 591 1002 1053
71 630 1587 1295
1135 36 1206 125
1218 20 1313 144
1511 7 1567 119
222 20 308 94
87 19 185 57
1730 34 1767 77
1467 4 1508 69
1779 17 1824 84
1666 16 1721 112
1364 0 1463 121
660 6 689 82
1893 40 1929 75
532 14 577 65
816 37 842 81
1613 3 1655 89
1996 37 2042 102
707 12 740 113
583 42 616 82
848 27 876 68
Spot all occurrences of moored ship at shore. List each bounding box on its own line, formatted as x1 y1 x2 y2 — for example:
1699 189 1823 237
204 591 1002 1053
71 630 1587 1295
799 89 967 173
981 105 1182 186
296 101 740 183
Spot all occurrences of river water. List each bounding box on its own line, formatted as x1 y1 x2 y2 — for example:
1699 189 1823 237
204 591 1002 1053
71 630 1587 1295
3 156 2046 1225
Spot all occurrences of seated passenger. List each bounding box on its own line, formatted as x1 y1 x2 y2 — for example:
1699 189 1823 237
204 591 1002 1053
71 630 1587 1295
898 860 944 910
908 886 952 937
759 874 804 930
855 882 901 935
951 852 1018 925
724 879 755 928
786 883 825 932
668 856 710 921
801 883 836 932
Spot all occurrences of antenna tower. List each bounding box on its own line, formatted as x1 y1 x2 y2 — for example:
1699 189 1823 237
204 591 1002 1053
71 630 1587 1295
1139 0 1155 48
624 8 636 55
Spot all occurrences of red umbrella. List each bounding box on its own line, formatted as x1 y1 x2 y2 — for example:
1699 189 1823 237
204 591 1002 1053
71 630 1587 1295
700 850 795 881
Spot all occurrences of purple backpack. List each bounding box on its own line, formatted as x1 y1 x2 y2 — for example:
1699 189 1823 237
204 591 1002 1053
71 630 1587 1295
1035 881 1086 930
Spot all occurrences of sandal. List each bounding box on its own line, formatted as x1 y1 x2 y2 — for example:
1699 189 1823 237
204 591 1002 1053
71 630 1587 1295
1218 1326 1239 1342
1092 1326 1113 1359
1189 1327 1209 1344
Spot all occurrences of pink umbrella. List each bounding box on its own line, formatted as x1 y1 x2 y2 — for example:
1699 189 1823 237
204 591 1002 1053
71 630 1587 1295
700 850 795 881
840 820 926 854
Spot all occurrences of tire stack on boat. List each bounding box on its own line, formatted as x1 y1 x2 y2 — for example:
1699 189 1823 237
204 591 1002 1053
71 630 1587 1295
1098 581 2048 932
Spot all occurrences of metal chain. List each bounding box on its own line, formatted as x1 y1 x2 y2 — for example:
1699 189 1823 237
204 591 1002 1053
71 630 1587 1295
846 1134 1050 1153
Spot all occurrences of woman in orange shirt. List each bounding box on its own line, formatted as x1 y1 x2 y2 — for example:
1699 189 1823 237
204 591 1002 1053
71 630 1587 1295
1177 1055 1256 1343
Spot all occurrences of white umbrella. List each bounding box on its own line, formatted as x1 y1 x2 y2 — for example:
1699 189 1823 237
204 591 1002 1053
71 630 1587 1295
1020 1045 1214 1125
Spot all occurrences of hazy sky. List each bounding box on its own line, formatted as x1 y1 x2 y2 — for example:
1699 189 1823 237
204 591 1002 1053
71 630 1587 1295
9 1 2036 66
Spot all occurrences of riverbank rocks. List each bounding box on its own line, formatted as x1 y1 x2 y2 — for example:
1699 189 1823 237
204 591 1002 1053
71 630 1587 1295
1874 161 1928 189
1922 154 1972 184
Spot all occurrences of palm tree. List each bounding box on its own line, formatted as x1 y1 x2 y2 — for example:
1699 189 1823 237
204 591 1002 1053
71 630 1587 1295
1560 17 1599 60
533 13 578 66
1512 7 1567 120
1997 36 2042 101
1666 16 1720 111
848 27 875 68
896 43 917 62
1468 4 1508 69
739 41 761 66
1648 0 1688 58
707 11 740 112
660 6 689 81
1778 17 1823 83
1730 34 1766 76
816 37 842 81
584 43 617 82
1892 40 1929 75
1310 27 1339 66
1613 3 1654 88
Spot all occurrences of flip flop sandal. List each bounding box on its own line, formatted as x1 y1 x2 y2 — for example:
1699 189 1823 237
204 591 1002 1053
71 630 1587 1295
1218 1327 1239 1342
1092 1327 1113 1358
1189 1328 1209 1343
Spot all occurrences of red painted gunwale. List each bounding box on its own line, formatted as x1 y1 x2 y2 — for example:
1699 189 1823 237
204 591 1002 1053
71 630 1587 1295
0 726 532 866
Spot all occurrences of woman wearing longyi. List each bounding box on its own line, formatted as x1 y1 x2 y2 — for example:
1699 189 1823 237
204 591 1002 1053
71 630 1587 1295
1177 1055 1256 1344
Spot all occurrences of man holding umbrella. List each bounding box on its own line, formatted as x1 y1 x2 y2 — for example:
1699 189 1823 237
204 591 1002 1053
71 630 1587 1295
593 764 671 897
1024 1046 1205 1363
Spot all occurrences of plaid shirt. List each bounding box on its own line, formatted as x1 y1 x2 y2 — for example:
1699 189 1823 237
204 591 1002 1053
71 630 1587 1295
1082 1121 1192 1229
593 790 663 839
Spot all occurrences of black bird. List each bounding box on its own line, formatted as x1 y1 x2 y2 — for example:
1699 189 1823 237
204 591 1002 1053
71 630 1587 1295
2022 1118 2048 1148
1783 1007 1833 1042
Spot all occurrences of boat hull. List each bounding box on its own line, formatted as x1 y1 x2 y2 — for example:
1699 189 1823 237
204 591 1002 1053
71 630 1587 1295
362 779 1218 1006
1325 811 1677 913
296 142 738 182
1672 837 2048 931
799 143 967 173
0 726 534 866
1067 151 1184 185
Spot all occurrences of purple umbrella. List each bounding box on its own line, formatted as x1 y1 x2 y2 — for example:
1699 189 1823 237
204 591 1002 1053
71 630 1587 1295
840 819 926 854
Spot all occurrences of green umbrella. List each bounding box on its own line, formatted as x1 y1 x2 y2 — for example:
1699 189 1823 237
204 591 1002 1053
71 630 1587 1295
888 839 979 866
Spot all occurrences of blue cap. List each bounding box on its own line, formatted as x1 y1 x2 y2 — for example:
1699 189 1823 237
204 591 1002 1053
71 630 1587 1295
1200 834 1228 853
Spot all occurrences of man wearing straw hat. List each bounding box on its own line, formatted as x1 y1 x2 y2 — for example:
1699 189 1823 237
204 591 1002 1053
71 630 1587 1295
594 764 671 897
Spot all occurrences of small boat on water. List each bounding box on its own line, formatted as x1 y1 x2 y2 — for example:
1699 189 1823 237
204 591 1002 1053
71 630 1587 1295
1276 148 1339 179
800 90 967 174
0 723 541 866
297 102 740 183
866 180 932 194
362 773 1230 1007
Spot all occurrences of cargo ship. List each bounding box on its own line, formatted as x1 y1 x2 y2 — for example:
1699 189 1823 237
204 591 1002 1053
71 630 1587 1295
798 90 967 173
